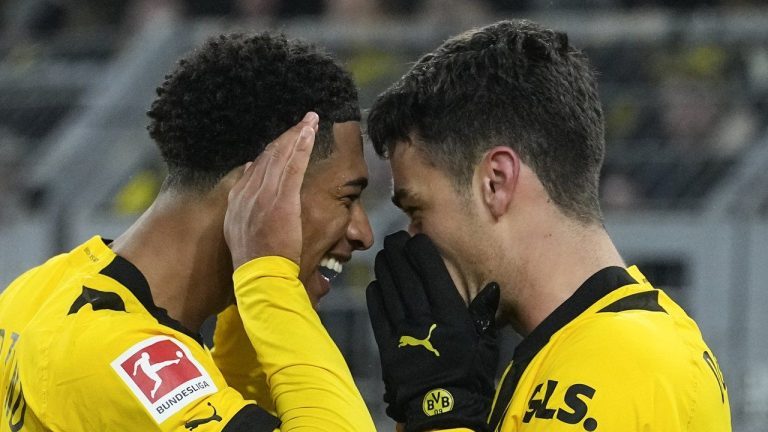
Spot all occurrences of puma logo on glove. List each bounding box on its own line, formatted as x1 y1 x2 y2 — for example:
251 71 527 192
399 323 440 357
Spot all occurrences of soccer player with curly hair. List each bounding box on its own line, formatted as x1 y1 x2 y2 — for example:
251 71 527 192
0 32 376 431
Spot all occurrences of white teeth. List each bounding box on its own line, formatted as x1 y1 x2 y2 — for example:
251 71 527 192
320 256 343 275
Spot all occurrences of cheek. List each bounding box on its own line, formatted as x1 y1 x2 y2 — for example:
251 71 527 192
301 202 350 250
421 209 463 243
421 213 474 264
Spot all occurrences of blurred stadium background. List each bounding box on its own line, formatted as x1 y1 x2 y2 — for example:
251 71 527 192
0 0 767 430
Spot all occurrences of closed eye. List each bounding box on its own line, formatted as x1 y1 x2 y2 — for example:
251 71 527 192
342 194 361 207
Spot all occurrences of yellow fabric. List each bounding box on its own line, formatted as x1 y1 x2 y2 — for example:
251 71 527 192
233 256 376 431
0 236 254 431
490 266 731 431
0 236 375 431
211 304 276 414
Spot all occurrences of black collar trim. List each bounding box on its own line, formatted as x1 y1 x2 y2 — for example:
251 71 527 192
99 250 203 346
513 266 636 364
488 266 638 430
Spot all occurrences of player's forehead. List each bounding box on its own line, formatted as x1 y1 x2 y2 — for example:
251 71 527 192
306 121 368 186
330 121 365 161
389 142 436 205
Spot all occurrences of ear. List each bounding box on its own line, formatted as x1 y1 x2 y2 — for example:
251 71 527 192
479 146 519 219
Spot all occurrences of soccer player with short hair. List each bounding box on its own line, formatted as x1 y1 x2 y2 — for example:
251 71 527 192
366 20 731 431
0 33 376 431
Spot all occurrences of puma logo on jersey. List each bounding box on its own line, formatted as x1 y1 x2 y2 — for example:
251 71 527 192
185 402 222 430
398 323 440 357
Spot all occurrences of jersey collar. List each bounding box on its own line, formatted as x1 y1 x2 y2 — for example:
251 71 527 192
488 266 645 429
513 266 636 365
94 238 205 346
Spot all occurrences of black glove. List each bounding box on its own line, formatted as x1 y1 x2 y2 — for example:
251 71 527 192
367 231 500 432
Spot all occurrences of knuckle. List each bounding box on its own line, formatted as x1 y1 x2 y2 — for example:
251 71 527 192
268 148 283 161
284 163 301 177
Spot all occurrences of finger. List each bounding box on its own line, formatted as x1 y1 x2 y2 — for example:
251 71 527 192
239 142 275 198
374 250 407 324
468 282 500 334
261 112 318 155
259 141 297 198
239 160 256 186
258 112 316 195
405 234 467 322
366 280 395 351
278 125 315 196
302 111 319 130
383 231 430 320
228 160 259 204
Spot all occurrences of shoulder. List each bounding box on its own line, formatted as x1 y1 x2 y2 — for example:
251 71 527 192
512 308 707 430
548 306 690 378
530 303 708 406
49 309 221 389
40 311 229 426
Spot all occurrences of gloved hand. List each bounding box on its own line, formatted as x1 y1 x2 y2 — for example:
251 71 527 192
367 231 500 432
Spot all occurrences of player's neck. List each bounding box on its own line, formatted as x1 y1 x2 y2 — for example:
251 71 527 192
110 190 233 333
503 216 625 337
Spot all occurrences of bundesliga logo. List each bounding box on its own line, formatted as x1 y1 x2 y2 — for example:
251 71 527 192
112 336 217 423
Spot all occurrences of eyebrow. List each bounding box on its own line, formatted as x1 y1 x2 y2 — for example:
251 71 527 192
342 177 368 190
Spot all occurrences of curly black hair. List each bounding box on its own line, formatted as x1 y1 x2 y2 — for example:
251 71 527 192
148 32 360 190
367 20 605 224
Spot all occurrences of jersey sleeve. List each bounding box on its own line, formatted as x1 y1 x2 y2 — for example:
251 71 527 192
211 304 275 413
42 311 279 431
233 256 376 432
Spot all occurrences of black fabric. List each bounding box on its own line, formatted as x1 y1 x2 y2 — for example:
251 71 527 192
367 232 499 432
68 286 126 314
184 402 223 430
488 266 636 430
599 290 666 313
221 404 281 432
99 253 204 346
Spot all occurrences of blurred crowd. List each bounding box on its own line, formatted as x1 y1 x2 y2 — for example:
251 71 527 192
3 0 768 36
0 0 767 225
595 39 768 209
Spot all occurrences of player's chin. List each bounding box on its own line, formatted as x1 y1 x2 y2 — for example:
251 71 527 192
302 269 331 308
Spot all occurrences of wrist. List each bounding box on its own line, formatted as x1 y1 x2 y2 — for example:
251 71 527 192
233 255 300 277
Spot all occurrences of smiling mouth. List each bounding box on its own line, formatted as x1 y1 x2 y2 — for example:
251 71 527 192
319 256 343 281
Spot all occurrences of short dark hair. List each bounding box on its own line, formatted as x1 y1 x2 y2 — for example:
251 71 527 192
367 20 605 223
148 32 360 191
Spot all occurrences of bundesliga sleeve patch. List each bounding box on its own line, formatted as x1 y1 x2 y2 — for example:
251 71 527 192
111 336 218 423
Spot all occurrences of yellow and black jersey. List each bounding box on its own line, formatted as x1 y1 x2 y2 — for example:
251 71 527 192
0 236 375 432
484 265 731 432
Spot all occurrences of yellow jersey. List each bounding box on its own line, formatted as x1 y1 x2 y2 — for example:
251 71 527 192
485 266 731 431
0 236 374 431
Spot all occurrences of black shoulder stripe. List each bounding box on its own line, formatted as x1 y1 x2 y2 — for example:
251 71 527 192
99 254 204 345
222 404 281 432
598 290 667 314
489 267 638 430
68 286 126 315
